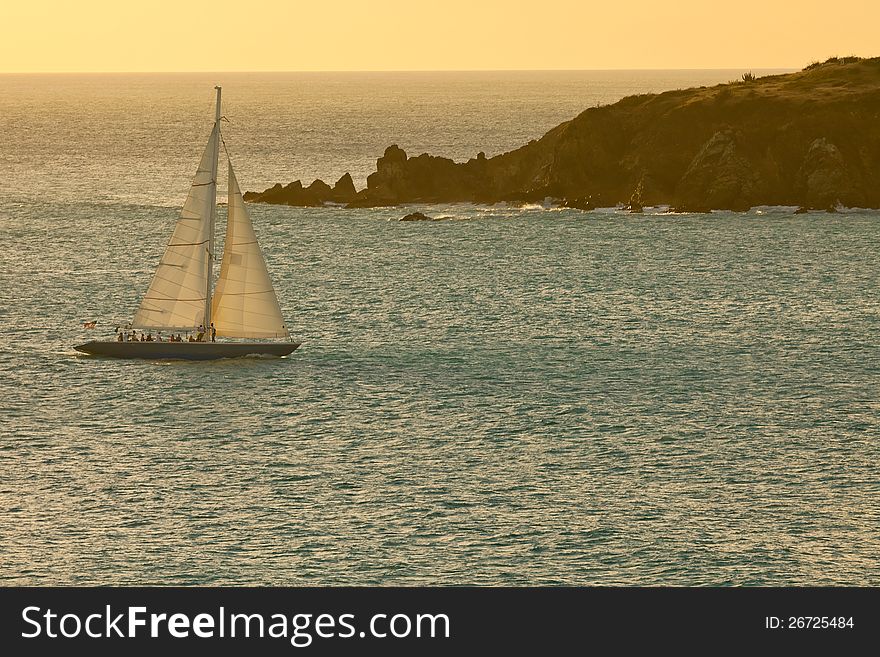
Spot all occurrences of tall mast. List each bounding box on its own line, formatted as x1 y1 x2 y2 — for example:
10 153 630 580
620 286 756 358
205 85 221 331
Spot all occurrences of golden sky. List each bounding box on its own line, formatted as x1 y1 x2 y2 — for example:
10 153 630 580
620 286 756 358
1 0 876 72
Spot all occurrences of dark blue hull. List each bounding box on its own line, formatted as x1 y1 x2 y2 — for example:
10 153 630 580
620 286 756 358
74 340 300 360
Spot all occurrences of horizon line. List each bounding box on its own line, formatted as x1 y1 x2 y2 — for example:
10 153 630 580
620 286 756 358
0 66 801 75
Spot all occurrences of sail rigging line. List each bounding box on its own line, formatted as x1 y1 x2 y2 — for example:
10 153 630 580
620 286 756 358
219 125 235 161
166 240 209 247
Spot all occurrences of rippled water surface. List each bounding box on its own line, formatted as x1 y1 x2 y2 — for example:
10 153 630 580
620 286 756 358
0 73 878 585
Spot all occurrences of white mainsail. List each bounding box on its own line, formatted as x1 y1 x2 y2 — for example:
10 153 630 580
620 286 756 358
131 124 219 330
210 162 289 339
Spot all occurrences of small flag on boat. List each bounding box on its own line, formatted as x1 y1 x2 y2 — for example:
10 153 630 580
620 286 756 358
83 320 97 329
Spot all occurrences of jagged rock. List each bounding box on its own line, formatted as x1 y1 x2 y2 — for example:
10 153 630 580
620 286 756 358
243 183 282 202
797 138 862 208
243 175 358 206
379 144 407 168
355 145 495 206
400 211 437 221
346 189 395 208
364 145 408 202
262 180 321 207
563 197 594 211
671 203 713 213
306 179 333 197
675 129 757 211
562 196 598 211
331 173 357 202
628 180 644 212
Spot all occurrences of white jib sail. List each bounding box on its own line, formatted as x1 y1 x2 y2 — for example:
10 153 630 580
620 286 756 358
211 162 290 339
132 124 219 330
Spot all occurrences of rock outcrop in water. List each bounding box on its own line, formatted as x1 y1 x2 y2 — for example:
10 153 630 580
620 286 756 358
246 57 880 210
243 172 358 205
400 211 437 221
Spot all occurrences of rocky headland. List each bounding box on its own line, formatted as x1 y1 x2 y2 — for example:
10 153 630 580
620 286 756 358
245 57 880 211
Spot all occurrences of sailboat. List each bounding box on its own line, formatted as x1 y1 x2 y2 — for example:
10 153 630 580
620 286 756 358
75 87 300 360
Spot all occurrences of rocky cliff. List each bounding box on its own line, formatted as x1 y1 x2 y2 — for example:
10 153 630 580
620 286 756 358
246 57 880 210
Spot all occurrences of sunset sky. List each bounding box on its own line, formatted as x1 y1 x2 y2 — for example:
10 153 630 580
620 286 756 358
1 0 876 72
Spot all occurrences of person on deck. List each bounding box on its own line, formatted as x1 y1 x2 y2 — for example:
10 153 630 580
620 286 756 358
210 323 216 342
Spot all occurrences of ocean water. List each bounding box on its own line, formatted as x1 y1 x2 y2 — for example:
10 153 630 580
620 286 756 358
1 72 878 586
